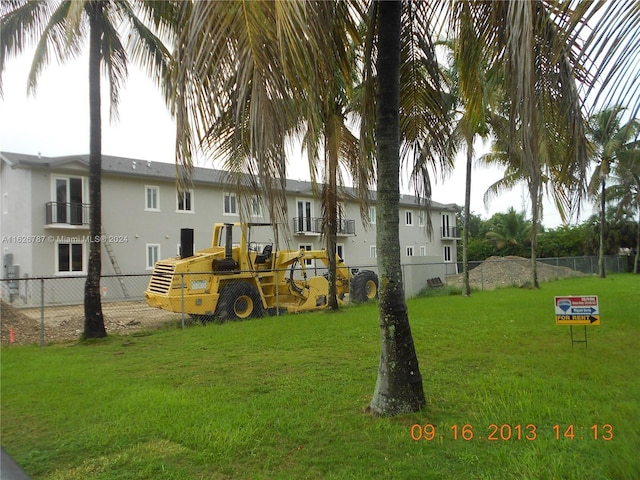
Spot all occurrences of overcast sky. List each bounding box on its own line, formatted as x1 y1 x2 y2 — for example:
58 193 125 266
0 48 593 229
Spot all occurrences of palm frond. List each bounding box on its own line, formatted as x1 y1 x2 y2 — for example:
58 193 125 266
581 1 640 118
0 0 52 95
116 1 172 94
98 4 128 120
26 1 85 95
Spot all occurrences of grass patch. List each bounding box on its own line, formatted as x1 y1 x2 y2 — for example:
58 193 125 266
416 284 466 297
1 274 638 479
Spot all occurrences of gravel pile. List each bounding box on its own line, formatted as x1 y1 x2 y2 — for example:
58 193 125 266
448 255 586 290
1 300 41 345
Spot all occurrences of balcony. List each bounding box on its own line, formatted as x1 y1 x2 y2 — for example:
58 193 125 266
292 217 356 236
441 226 460 239
45 202 90 228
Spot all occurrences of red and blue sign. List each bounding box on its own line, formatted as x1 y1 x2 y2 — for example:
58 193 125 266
554 296 600 325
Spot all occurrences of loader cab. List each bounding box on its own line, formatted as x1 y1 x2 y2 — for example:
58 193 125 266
210 222 275 271
211 223 243 249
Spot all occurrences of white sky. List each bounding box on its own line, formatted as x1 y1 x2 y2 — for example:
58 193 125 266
0 49 595 229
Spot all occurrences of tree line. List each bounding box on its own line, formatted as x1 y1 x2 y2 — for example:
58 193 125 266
458 207 639 268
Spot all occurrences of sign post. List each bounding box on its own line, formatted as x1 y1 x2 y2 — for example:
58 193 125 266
554 296 600 348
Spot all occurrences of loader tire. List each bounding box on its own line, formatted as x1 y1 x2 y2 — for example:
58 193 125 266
215 282 264 321
350 270 378 303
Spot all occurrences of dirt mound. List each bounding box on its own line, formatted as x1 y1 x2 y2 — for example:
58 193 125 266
1 300 178 346
1 300 41 345
449 255 586 290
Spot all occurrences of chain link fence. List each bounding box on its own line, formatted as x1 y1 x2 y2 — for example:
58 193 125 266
0 264 380 345
0 255 631 345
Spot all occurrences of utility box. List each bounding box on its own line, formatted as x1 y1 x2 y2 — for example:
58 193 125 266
6 264 20 302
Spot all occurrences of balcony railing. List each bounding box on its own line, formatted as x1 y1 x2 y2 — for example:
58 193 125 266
46 202 90 226
441 226 459 239
293 217 356 236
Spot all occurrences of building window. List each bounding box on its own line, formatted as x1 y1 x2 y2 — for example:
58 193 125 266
224 193 237 215
177 189 193 212
53 176 86 224
442 213 454 237
444 245 452 262
405 210 413 226
56 243 84 274
299 244 313 266
420 246 426 257
406 246 414 257
251 197 262 217
296 199 313 232
336 243 344 261
370 245 377 258
418 211 425 227
146 244 160 270
145 185 159 211
369 206 376 224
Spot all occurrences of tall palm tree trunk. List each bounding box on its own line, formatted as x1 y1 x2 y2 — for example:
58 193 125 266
326 160 339 310
462 134 473 296
84 1 106 338
529 180 540 288
635 208 640 274
326 117 340 310
368 0 425 416
598 179 606 278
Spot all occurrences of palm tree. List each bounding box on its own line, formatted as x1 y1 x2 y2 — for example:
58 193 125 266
366 0 422 415
464 1 590 288
0 1 172 338
335 0 451 414
608 141 640 273
480 98 587 264
295 3 370 310
175 2 370 311
485 208 532 254
438 5 499 296
586 106 640 278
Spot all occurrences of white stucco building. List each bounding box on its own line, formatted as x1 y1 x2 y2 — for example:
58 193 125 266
0 152 459 300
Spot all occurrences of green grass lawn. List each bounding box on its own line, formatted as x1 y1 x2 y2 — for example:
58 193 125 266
1 274 638 479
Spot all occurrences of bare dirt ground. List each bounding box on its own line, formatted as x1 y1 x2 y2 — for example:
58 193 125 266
1 300 179 346
446 255 586 290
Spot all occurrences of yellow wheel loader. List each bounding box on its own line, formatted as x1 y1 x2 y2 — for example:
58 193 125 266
144 223 378 322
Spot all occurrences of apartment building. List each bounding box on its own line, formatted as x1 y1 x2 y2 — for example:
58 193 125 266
0 152 459 299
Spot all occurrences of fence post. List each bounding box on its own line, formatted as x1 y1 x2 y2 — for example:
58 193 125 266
181 273 185 330
39 277 45 347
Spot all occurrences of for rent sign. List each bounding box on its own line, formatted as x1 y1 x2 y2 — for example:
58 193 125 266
554 296 600 325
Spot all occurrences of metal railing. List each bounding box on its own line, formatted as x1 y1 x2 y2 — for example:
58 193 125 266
441 226 459 239
292 217 355 235
45 202 90 226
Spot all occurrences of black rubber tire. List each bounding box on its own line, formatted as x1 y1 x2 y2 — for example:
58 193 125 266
215 282 264 321
350 270 379 303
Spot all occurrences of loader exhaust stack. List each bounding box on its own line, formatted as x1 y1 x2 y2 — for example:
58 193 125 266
180 228 194 258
